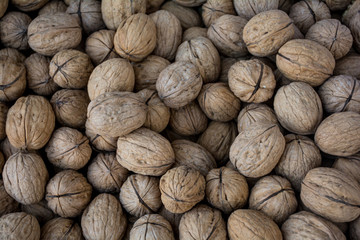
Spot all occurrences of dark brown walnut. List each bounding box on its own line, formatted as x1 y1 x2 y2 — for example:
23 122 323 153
164 128 199 143
306 19 353 59
81 193 127 240
0 58 26 102
289 0 331 34
39 0 67 15
350 10 360 52
6 95 55 150
0 103 7 141
46 170 92 218
202 0 235 27
233 0 278 20
293 24 305 39
49 49 94 89
114 13 156 62
334 222 348 234
228 209 282 240
230 122 285 178
172 139 216 176
334 52 360 79
11 0 48 11
87 152 128 192
176 37 220 83
274 69 292 87
161 1 201 29
0 138 19 160
173 0 205 7
130 214 175 240
301 167 360 222
315 112 360 156
350 217 360 240
179 204 227 240
277 39 335 86
133 55 170 91
0 179 19 217
41 217 83 240
169 101 208 136
207 15 248 58
159 206 182 238
183 27 207 42
275 134 321 192
274 82 323 135
120 174 161 217
45 127 92 170
87 91 147 138
237 103 278 132
0 212 40 240
0 0 8 17
101 0 146 30
116 128 175 176
146 0 164 13
318 75 360 114
27 13 82 56
0 152 3 174
228 59 276 103
206 167 248 214
282 211 346 240
342 0 360 26
156 61 203 108
25 53 59 96
279 0 295 13
0 12 31 50
3 152 48 205
87 58 134 100
21 200 55 224
324 0 352 11
85 120 117 151
219 57 243 83
51 89 89 128
0 48 25 63
66 0 105 34
333 154 360 183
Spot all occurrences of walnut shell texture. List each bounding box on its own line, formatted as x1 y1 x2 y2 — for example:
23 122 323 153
237 103 278 132
161 1 201 29
202 0 235 27
0 58 26 102
0 212 40 240
183 27 207 42
233 0 278 20
21 200 55 224
38 0 67 15
85 120 117 151
173 0 205 7
325 0 352 11
333 154 360 184
0 47 25 63
0 179 19 217
41 217 83 240
334 53 360 79
130 214 175 240
11 0 48 11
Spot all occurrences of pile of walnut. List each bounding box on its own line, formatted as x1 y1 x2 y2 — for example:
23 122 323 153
0 0 360 239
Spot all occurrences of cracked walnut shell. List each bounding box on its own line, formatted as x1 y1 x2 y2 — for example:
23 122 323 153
0 58 26 102
202 0 235 27
233 0 278 20
0 212 40 240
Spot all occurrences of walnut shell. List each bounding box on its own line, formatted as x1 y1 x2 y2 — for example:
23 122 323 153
0 138 19 160
159 206 182 238
0 58 26 102
0 103 7 141
350 10 360 52
228 209 282 240
183 27 207 42
120 174 161 217
41 217 83 240
156 61 203 108
6 95 55 150
116 127 175 176
325 0 352 11
173 0 205 7
233 0 278 20
46 170 92 218
179 204 227 240
333 154 360 184
230 122 285 178
146 0 164 13
11 0 48 11
279 0 295 13
301 167 360 222
350 217 360 240
27 13 82 56
342 0 360 26
237 103 278 132
0 0 8 17
219 57 241 83
161 1 201 29
274 82 323 135
160 166 205 214
0 179 19 217
0 212 40 240
38 0 67 15
0 152 3 175
85 120 117 151
334 52 360 79
202 0 235 27
3 152 48 205
81 193 127 240
0 47 25 63
228 59 276 103
21 200 55 224
130 214 175 240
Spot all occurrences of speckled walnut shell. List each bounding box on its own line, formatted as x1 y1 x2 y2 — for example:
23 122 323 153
230 122 285 178
0 103 7 141
301 167 360 222
81 193 127 240
234 0 278 20
146 0 164 13
27 13 82 56
183 27 207 42
130 214 175 240
206 167 248 214
0 179 19 217
202 0 235 28
0 58 26 102
21 200 55 224
3 152 48 205
0 12 31 50
120 174 161 217
176 37 220 83
85 120 117 151
156 61 203 108
39 0 67 15
350 217 360 240
333 154 360 184
350 11 360 52
274 82 323 135
0 212 40 240
114 13 156 62
160 166 205 213
237 103 278 132
228 209 282 240
179 204 226 240
275 134 321 192
101 0 146 30
277 39 335 86
342 0 360 26
116 128 175 176
46 170 92 218
6 95 55 150
161 1 201 29
41 217 83 240
334 53 360 79
0 48 25 63
228 59 276 103
282 211 346 240
0 0 8 17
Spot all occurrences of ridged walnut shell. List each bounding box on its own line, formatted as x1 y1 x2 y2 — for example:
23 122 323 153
233 0 278 20
202 0 235 27
12 0 48 11
334 52 360 79
342 0 360 25
21 200 55 224
0 0 8 17
333 154 360 184
0 47 25 63
41 217 83 240
38 0 67 15
237 103 278 132
161 1 201 29
130 214 175 240
0 58 26 102
183 27 207 42
325 0 352 11
0 103 7 142
85 120 117 151
0 212 40 240
173 0 205 7
0 179 19 217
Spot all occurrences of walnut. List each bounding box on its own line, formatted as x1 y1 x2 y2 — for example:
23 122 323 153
219 57 243 83
39 0 67 15
228 59 276 103
315 112 360 157
173 0 205 7
116 128 175 176
0 0 8 17
274 82 323 135
156 62 203 108
342 0 360 26
202 0 235 27
0 11 31 50
230 122 285 178
0 57 26 102
334 52 360 79
3 152 48 205
160 166 205 213
0 212 40 240
279 0 295 13
27 13 82 56
179 204 227 240
161 1 201 29
159 206 182 238
120 174 161 217
41 218 83 240
333 154 360 184
146 0 164 13
350 10 360 52
350 217 360 240
85 120 117 151
237 103 278 132
0 138 19 160
21 200 55 224
0 47 25 63
130 214 175 240
182 27 207 42
12 0 48 11
233 0 278 20
6 95 55 150
228 209 282 240
81 193 127 240
0 179 19 217
0 152 3 174
0 103 7 141
324 0 352 11
301 167 360 222
46 170 92 218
